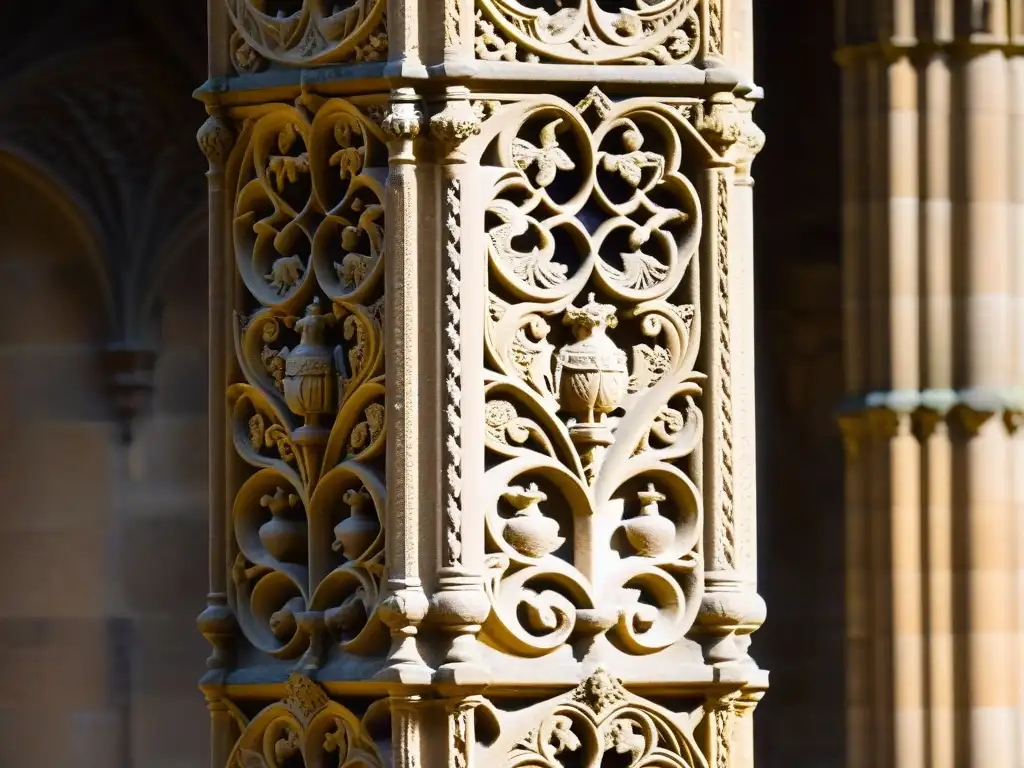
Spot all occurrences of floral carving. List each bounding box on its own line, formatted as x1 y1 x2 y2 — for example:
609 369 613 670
226 98 389 667
502 669 704 768
227 674 385 768
478 93 706 661
475 0 702 65
225 0 387 67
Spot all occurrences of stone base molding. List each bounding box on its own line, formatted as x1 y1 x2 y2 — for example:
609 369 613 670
198 2 766 767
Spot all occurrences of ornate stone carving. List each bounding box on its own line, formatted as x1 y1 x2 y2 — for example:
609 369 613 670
477 93 705 663
199 114 237 173
496 669 705 767
474 0 703 65
227 674 385 768
443 178 466 567
713 172 734 569
225 97 390 668
225 0 387 67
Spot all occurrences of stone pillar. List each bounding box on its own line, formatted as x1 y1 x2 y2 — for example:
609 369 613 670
837 4 1024 767
197 2 765 767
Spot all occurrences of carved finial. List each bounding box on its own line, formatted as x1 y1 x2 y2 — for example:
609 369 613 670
563 293 619 334
382 88 423 142
576 87 614 119
693 96 765 176
197 114 235 172
430 87 482 149
283 673 329 726
571 667 628 717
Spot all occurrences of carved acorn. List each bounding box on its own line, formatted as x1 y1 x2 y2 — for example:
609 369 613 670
502 484 563 558
623 484 675 557
556 294 629 424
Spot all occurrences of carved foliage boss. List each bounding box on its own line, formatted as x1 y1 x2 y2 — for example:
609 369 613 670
227 96 390 669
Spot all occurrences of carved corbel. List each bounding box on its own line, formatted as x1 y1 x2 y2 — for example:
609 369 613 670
951 403 997 439
101 344 157 443
695 96 765 182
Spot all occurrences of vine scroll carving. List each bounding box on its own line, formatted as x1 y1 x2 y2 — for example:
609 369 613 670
226 96 392 671
473 90 706 664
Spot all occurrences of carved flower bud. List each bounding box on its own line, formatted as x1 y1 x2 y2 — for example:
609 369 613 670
382 89 423 142
197 114 235 172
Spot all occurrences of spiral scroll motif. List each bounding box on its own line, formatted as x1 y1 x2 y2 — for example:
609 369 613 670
226 97 391 667
478 92 705 661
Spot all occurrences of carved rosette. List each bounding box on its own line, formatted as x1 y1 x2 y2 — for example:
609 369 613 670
225 96 391 670
226 674 386 768
474 0 703 65
225 0 387 69
472 90 706 664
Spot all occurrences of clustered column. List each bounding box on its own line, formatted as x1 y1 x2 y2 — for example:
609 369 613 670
197 2 767 768
837 3 1024 767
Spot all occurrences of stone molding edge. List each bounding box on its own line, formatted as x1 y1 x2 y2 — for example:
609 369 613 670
837 387 1024 449
834 40 1024 67
193 64 762 107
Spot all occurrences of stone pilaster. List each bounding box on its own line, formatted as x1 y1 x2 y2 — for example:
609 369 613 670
837 5 1024 766
200 2 765 767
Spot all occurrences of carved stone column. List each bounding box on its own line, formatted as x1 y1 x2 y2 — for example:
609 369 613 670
198 1 765 767
837 4 1024 767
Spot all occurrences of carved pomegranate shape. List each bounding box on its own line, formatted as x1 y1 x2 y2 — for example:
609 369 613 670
502 484 564 558
259 486 306 562
332 487 379 560
623 484 676 557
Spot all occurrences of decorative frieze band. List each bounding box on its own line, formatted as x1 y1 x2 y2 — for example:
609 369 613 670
838 387 1024 455
219 0 745 73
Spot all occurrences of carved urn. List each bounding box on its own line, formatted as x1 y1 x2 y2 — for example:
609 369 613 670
333 487 379 560
281 297 336 425
623 484 675 557
556 293 628 432
502 483 564 558
259 487 306 562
